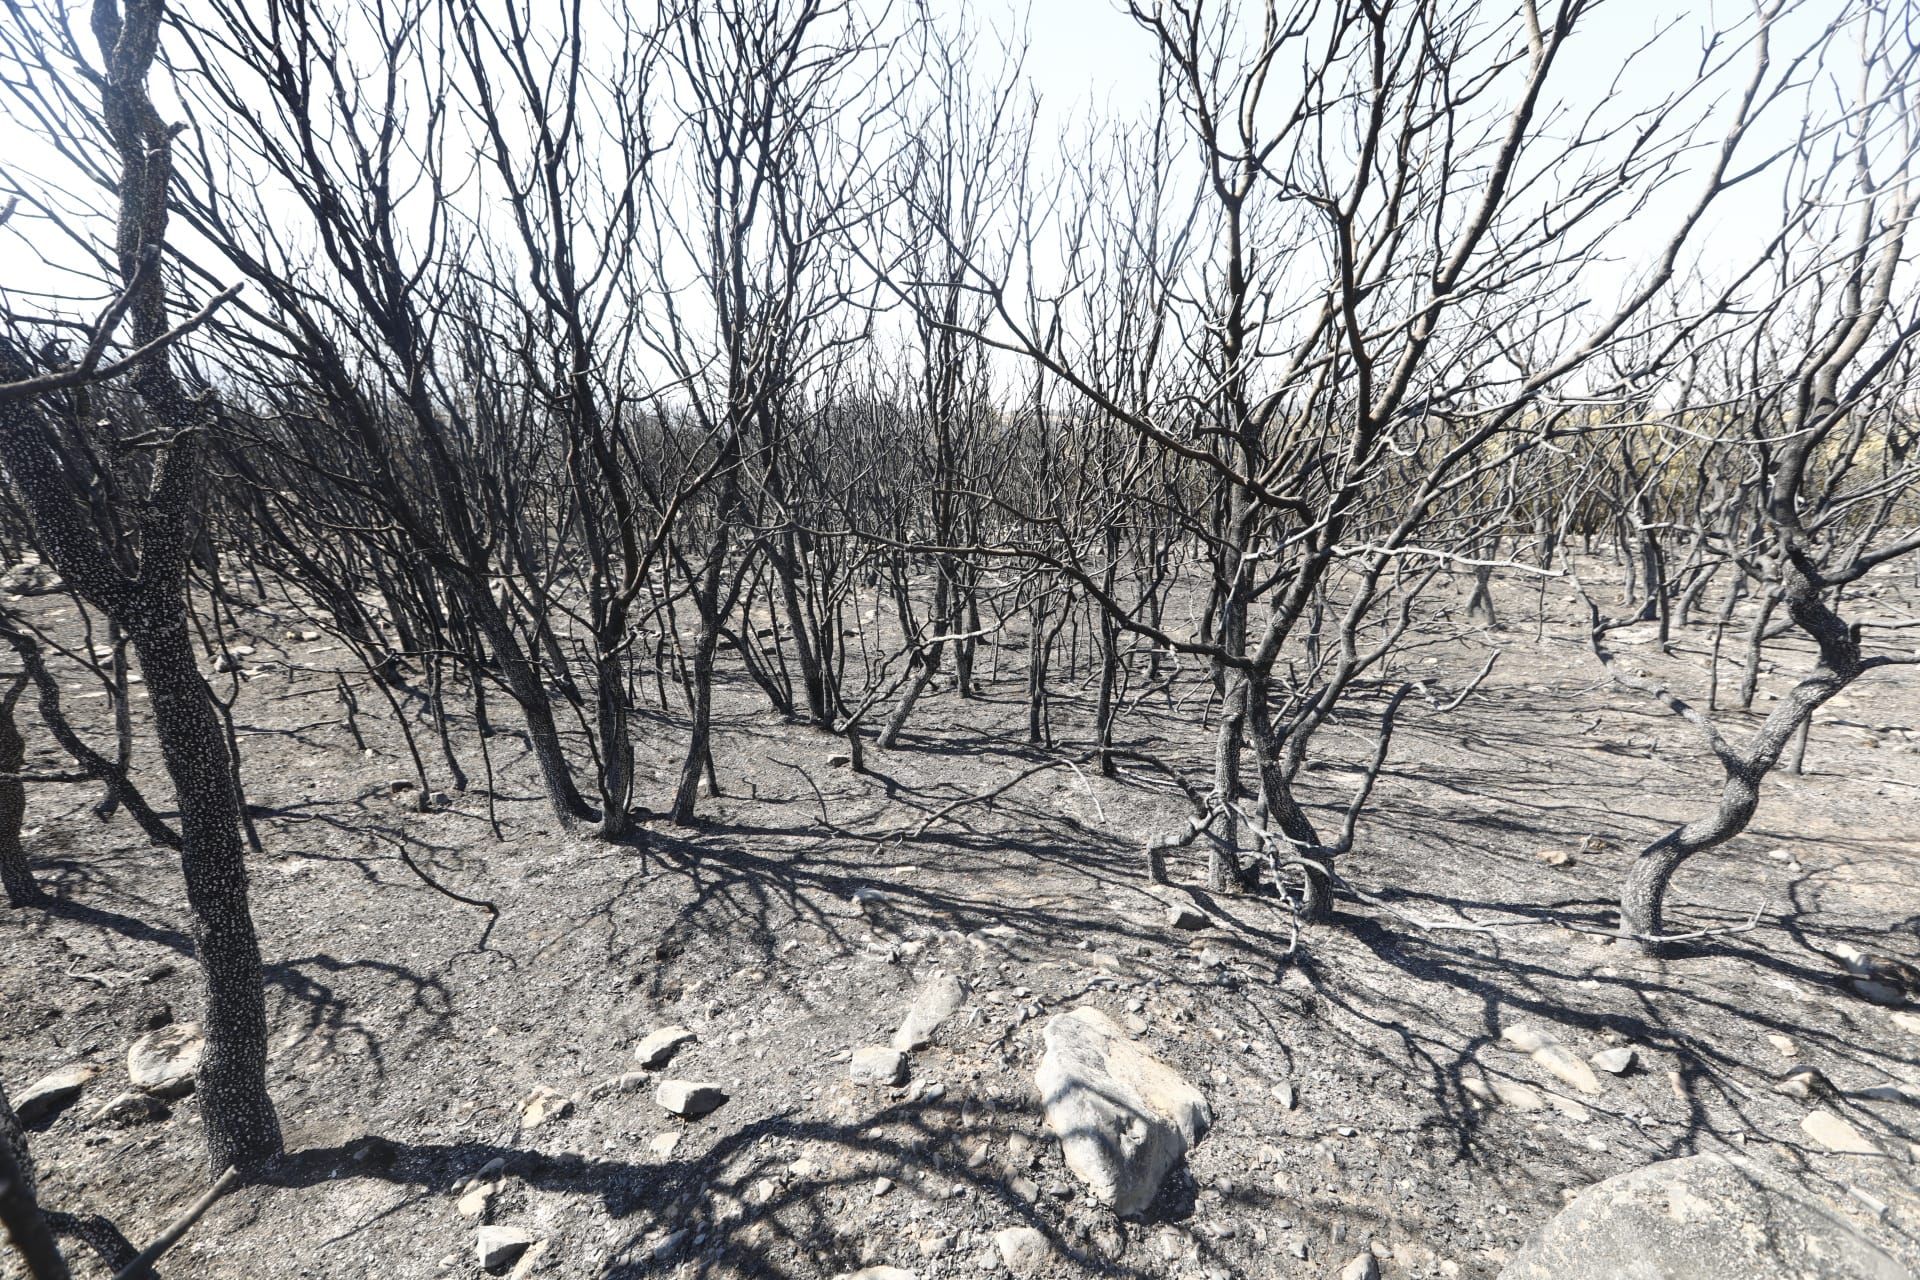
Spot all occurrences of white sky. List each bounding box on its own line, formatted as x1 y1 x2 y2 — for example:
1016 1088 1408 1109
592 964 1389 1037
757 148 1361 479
0 0 1864 358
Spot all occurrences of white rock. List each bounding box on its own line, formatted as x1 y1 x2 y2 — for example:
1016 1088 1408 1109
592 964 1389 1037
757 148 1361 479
1801 1109 1879 1156
1341 1253 1381 1280
635 1026 697 1069
13 1063 99 1122
850 1045 909 1086
127 1023 204 1098
655 1080 727 1118
519 1085 572 1128
1035 1006 1210 1216
993 1227 1050 1276
894 972 967 1051
1502 1023 1601 1095
1499 1154 1904 1280
832 1269 917 1280
1589 1047 1635 1075
475 1225 533 1271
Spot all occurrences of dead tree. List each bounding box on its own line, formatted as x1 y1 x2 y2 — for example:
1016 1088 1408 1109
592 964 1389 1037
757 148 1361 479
0 0 281 1173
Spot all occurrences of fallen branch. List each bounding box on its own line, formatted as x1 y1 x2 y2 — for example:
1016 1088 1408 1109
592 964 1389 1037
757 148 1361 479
112 1166 241 1280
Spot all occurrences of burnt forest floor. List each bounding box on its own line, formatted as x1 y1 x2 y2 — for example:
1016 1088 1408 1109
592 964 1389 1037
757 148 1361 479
4 559 1919 1280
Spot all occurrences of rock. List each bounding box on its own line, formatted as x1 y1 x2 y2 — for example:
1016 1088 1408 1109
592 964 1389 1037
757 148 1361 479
655 1080 727 1118
1589 1047 1635 1076
592 1071 650 1098
1499 1154 1904 1280
1765 1033 1799 1057
456 1180 497 1218
1890 1011 1920 1036
1271 1081 1296 1110
833 1270 917 1280
476 1225 533 1272
14 1064 99 1122
1166 903 1211 930
1502 1023 1601 1095
1536 849 1573 867
1481 1078 1544 1111
1852 979 1905 1007
826 753 854 768
519 1085 572 1128
1773 1066 1832 1100
1035 1006 1211 1216
649 1132 681 1158
635 1026 697 1069
127 1023 204 1097
893 972 966 1051
850 1045 909 1086
993 1227 1050 1276
1341 1253 1381 1280
507 1240 550 1279
90 1090 167 1127
1801 1109 1878 1156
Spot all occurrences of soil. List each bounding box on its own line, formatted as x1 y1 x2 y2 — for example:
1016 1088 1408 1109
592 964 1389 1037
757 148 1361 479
3 562 1919 1279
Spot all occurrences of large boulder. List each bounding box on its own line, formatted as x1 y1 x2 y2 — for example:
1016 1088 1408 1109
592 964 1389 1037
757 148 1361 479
1034 1006 1210 1216
127 1023 204 1098
1500 1154 1906 1280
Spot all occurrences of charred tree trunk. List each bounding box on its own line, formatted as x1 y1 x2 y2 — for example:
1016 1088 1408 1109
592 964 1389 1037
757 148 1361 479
129 617 282 1170
0 674 38 907
0 1082 69 1280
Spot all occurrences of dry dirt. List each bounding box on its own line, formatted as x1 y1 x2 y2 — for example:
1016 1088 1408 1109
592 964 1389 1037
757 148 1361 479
4 562 1919 1279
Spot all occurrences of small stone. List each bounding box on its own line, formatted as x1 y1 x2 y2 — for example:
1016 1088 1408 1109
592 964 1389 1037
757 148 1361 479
519 1085 573 1129
655 1080 727 1118
1766 1033 1799 1057
635 1026 697 1069
1890 1011 1920 1036
872 1176 894 1197
826 753 853 768
850 1045 909 1086
832 1270 916 1280
649 1132 681 1158
917 1234 952 1258
127 1023 204 1098
1272 1081 1296 1110
993 1227 1049 1277
1589 1047 1635 1076
90 1090 167 1127
476 1224 533 1272
1166 903 1211 930
1536 849 1573 867
456 1181 497 1218
13 1064 99 1122
1124 1014 1149 1035
1340 1253 1380 1280
1773 1066 1832 1100
1801 1109 1878 1155
1010 1175 1040 1201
